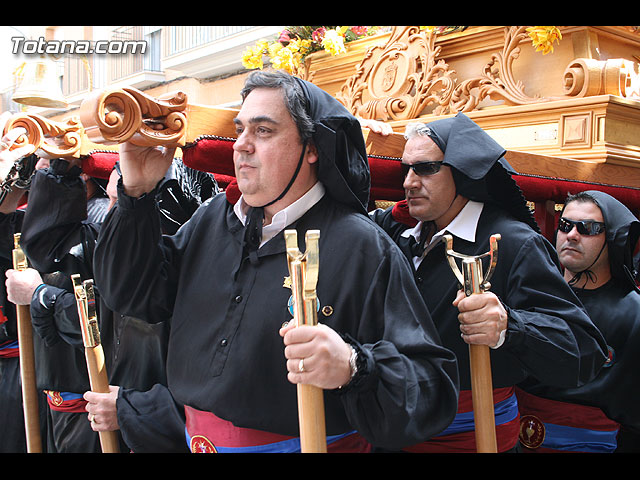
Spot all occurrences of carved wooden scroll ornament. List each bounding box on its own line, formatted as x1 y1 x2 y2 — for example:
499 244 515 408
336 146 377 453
79 87 189 147
3 113 84 159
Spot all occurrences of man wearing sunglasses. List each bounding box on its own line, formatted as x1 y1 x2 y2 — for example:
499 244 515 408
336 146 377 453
517 190 640 452
371 113 608 452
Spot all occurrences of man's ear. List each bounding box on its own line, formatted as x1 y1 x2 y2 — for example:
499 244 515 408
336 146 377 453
305 141 319 165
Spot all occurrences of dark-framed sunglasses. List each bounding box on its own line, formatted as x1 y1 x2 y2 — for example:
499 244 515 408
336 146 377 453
401 161 444 177
558 217 606 236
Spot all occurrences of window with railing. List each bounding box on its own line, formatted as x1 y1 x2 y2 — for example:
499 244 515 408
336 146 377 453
63 55 90 97
109 25 162 83
61 26 264 97
163 25 256 57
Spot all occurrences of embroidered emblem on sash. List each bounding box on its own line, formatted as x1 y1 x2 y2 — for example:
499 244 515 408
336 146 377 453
44 390 64 407
519 414 545 449
190 434 217 453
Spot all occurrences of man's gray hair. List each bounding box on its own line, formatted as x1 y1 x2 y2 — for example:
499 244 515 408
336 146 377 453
404 122 433 140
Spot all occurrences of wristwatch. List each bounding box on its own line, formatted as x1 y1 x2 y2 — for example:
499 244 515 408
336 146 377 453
347 344 358 381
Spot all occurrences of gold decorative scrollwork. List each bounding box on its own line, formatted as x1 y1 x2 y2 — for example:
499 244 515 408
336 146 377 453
336 26 640 119
336 26 456 120
3 113 84 159
79 87 188 147
450 26 552 113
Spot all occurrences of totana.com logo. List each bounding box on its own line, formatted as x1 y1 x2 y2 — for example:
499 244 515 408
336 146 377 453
11 36 147 55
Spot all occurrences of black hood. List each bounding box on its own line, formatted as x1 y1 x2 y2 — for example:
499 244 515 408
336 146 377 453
293 77 370 215
561 190 640 292
426 112 539 232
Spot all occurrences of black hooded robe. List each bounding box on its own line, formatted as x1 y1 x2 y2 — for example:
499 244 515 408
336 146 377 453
517 190 640 453
19 159 214 452
371 113 607 452
0 210 30 452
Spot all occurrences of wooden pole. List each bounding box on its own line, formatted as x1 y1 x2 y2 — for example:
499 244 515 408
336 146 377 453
285 230 327 453
461 258 498 453
12 233 43 453
443 234 500 453
71 275 120 453
468 344 497 452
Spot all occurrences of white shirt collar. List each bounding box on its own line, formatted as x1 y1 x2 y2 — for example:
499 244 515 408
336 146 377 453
402 200 484 265
234 182 326 247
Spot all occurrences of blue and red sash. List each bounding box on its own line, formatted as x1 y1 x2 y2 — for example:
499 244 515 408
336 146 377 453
0 340 19 358
184 405 371 453
515 387 620 453
44 390 88 413
403 386 520 453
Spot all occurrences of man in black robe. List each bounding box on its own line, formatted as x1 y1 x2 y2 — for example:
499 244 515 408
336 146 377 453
92 70 460 452
9 156 215 452
5 157 109 453
371 113 607 452
516 190 640 452
0 115 45 452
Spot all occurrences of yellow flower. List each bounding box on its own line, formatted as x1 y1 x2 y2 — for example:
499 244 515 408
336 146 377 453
321 28 347 56
241 40 269 69
420 26 436 33
526 26 562 55
268 41 283 58
241 48 262 70
271 45 300 74
299 39 313 56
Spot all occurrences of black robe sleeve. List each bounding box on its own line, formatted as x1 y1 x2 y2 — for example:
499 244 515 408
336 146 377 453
30 284 84 348
20 163 98 280
93 181 183 322
117 384 188 453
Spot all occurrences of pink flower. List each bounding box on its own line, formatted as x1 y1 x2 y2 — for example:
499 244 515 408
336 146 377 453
350 26 368 36
278 30 292 44
312 27 327 43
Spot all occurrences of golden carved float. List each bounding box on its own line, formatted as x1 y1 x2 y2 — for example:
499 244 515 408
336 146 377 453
305 26 640 171
6 26 640 223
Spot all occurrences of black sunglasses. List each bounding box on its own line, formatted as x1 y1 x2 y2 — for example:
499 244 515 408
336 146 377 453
558 217 606 236
401 161 444 177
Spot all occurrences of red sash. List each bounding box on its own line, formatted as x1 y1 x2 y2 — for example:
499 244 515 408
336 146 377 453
185 405 371 453
515 387 620 453
404 387 520 453
44 390 88 413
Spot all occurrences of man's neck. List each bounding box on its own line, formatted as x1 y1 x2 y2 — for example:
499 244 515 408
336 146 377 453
432 196 470 240
564 268 612 289
262 180 318 226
